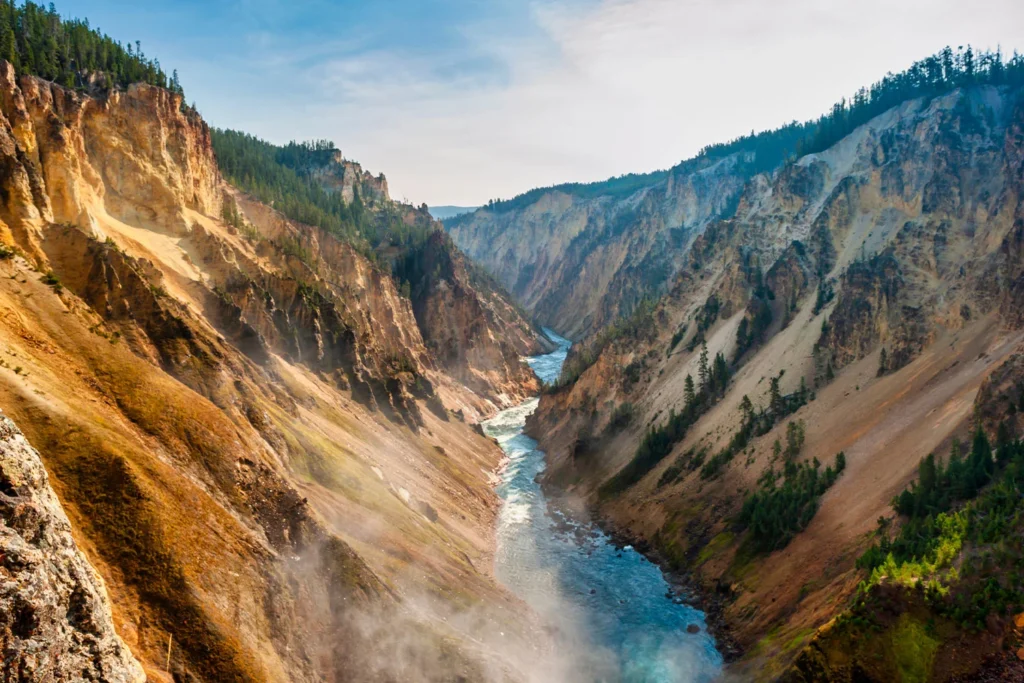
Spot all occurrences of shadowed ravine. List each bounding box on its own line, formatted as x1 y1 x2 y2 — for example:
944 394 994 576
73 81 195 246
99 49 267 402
483 331 723 682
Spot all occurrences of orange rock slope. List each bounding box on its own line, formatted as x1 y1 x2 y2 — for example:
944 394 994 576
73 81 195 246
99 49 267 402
0 61 550 682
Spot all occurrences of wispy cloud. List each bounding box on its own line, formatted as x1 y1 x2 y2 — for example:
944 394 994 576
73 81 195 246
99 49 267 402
69 0 1024 205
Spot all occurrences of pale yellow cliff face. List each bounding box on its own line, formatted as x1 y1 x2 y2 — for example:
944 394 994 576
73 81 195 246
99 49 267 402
302 149 390 205
0 66 547 682
0 61 220 258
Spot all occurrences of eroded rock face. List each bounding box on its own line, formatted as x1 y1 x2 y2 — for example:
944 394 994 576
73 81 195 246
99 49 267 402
0 411 144 683
251 143 548 409
0 60 542 417
0 60 219 259
399 231 543 405
447 154 753 338
305 150 390 204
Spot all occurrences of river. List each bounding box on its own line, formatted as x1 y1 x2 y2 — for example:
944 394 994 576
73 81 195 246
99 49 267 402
482 331 723 682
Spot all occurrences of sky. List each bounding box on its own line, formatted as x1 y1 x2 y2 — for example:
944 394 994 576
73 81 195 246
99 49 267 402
64 0 1024 206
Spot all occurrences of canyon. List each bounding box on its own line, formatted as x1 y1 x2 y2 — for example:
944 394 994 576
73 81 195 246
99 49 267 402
1 5 1024 682
0 59 555 681
446 161 747 340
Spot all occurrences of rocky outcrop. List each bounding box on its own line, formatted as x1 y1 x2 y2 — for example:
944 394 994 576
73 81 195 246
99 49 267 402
0 60 219 261
0 57 542 414
306 149 390 204
528 83 1024 680
398 230 543 406
0 411 144 682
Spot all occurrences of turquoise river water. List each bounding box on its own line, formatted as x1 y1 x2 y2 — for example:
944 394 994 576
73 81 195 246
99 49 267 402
482 331 722 682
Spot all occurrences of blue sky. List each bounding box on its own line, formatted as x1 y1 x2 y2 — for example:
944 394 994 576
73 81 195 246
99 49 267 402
64 0 1024 206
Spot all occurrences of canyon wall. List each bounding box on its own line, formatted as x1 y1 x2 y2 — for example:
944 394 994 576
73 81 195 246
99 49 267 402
446 156 754 339
0 62 548 681
529 84 1024 680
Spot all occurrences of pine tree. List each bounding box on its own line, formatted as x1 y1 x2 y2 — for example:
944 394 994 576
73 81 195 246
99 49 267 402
0 1 189 92
919 453 937 497
0 8 15 67
712 352 729 393
698 341 710 392
947 438 965 499
684 374 695 408
739 394 753 422
769 376 784 416
735 318 749 354
968 426 993 488
996 419 1014 465
785 420 805 459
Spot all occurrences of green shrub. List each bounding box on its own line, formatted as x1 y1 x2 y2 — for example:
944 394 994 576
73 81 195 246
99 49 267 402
606 402 635 433
41 271 63 293
856 421 1024 629
738 451 845 553
668 325 687 354
602 350 731 494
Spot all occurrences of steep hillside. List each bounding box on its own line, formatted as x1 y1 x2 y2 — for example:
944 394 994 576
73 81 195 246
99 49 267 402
0 58 551 682
446 47 1023 345
446 157 754 339
528 81 1024 680
210 130 553 402
444 122 814 338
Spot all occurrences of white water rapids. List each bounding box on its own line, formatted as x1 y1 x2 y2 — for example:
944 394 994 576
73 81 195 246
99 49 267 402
483 331 723 682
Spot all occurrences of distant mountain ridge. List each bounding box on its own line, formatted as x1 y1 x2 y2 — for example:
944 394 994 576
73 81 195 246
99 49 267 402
428 205 478 220
444 123 815 338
